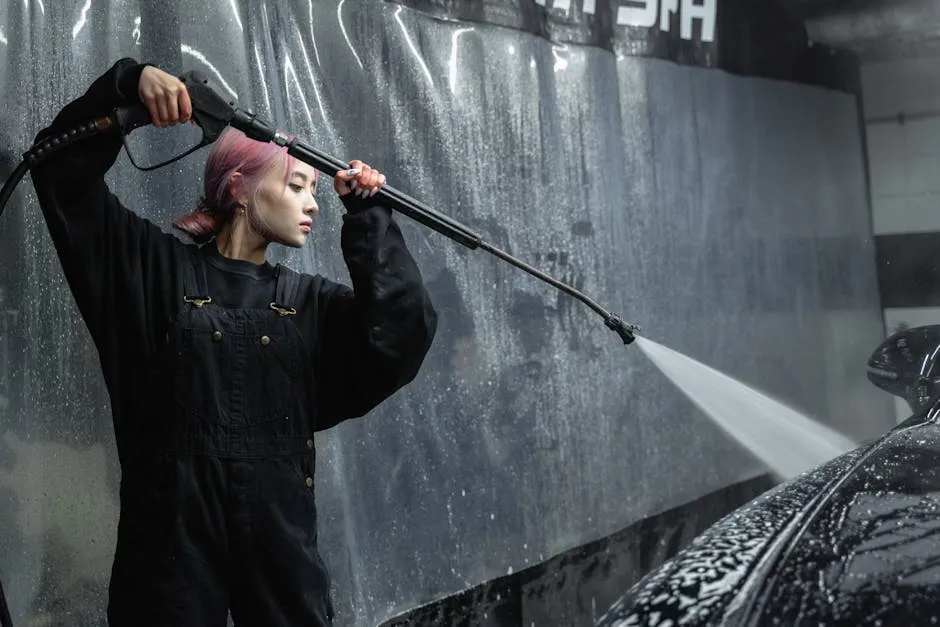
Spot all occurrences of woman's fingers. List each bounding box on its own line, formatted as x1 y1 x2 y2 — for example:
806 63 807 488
139 66 190 126
179 86 193 122
354 165 385 198
370 174 387 197
333 159 387 199
153 97 169 128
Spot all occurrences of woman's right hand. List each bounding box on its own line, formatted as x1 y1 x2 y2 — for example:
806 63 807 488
138 66 192 128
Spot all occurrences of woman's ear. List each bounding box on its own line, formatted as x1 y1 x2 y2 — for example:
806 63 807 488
229 172 247 206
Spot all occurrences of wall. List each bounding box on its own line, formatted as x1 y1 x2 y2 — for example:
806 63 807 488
0 1 891 626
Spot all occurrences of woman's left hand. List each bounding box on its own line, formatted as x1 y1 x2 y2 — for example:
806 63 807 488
334 160 386 199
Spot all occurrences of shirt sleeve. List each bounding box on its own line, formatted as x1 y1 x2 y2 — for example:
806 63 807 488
313 194 438 430
28 58 186 385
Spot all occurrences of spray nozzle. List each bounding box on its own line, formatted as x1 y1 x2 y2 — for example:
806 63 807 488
606 314 639 344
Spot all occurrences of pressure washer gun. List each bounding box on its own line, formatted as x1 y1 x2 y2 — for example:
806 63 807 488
3 70 639 345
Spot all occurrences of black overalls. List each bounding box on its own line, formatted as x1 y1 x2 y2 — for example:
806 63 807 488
109 252 333 626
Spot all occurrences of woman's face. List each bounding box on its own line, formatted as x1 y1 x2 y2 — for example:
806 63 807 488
252 159 320 248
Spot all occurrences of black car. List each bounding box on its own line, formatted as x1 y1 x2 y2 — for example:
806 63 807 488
597 325 940 626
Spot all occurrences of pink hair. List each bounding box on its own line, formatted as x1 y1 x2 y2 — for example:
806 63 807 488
172 127 313 242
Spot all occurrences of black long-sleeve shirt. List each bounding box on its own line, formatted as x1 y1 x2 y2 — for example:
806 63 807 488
30 58 437 433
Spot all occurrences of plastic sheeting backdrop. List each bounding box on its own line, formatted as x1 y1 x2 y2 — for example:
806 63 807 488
0 1 891 625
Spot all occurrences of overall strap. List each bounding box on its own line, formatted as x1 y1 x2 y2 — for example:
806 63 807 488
271 264 301 316
182 249 211 307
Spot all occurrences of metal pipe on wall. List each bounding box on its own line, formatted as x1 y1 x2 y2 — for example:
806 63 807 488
804 0 940 53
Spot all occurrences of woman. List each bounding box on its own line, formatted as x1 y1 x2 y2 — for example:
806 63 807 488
30 58 437 626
